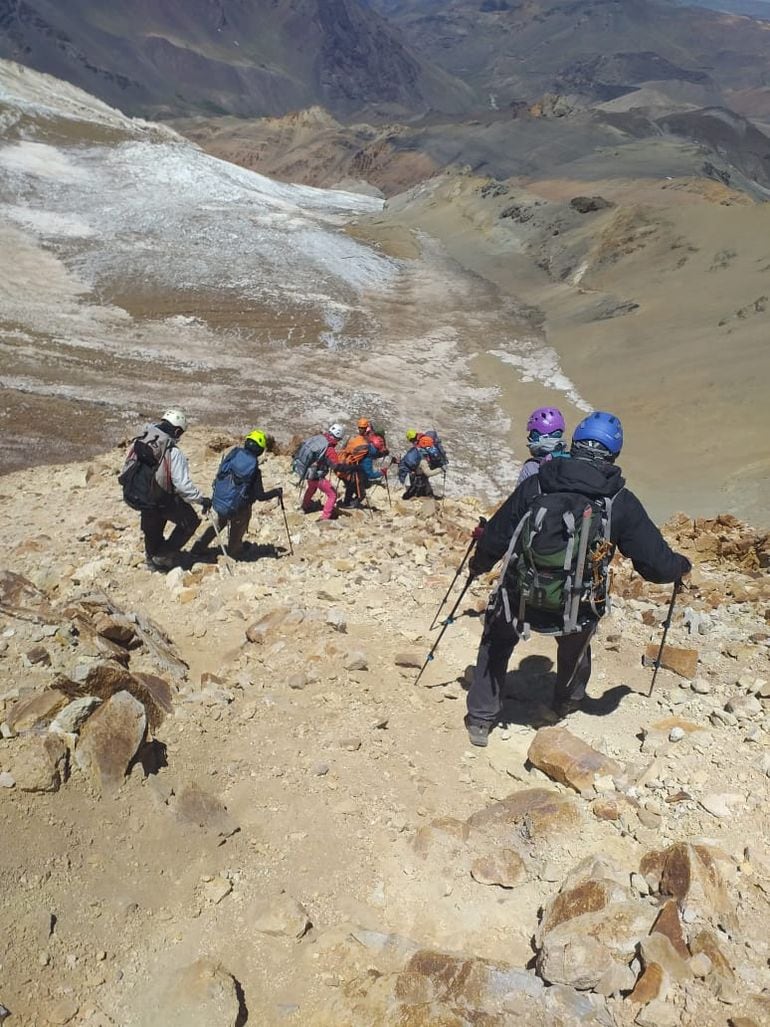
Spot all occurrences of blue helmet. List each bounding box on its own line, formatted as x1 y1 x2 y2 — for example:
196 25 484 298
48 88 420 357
572 411 623 455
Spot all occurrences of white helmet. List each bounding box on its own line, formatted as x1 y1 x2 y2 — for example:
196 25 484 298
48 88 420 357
162 408 188 432
328 423 344 440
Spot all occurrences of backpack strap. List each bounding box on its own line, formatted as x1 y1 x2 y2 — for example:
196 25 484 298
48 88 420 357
564 504 593 633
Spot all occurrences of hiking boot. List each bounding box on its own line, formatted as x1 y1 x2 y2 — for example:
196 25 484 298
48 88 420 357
150 552 176 570
553 697 582 720
466 722 490 748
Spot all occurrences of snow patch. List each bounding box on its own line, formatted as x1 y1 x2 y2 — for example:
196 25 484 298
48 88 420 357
490 342 592 412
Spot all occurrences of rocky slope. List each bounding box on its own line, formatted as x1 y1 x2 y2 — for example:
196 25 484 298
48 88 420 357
369 0 770 117
0 0 474 118
1 430 769 1025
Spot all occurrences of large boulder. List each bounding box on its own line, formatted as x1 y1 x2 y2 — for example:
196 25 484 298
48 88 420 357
527 728 623 795
327 948 614 1025
6 689 67 732
640 842 736 932
466 787 583 840
74 691 146 796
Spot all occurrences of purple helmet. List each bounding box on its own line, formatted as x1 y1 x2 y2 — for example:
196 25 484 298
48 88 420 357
526 407 565 435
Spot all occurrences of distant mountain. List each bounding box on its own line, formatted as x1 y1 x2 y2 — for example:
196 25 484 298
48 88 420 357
672 0 770 17
0 0 475 118
366 0 770 115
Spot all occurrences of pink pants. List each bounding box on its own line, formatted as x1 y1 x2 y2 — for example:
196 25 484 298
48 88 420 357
302 477 337 519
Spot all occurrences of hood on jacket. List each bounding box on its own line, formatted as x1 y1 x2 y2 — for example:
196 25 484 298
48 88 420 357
538 455 625 499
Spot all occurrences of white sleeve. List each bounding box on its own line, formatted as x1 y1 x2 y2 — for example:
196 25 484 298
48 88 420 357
168 447 204 505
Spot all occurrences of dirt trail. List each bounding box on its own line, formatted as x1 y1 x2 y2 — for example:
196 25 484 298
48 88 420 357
1 432 769 1026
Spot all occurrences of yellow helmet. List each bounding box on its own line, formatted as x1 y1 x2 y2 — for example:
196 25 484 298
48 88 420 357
405 429 418 442
245 429 267 452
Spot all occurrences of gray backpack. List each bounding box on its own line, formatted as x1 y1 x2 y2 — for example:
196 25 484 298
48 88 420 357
292 434 329 481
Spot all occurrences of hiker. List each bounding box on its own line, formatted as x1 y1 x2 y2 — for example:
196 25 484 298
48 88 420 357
294 423 344 520
398 429 446 499
365 423 389 458
337 418 385 508
193 430 282 557
119 408 211 571
464 411 691 746
517 407 568 485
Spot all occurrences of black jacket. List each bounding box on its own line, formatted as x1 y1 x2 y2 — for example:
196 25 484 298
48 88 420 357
472 457 690 584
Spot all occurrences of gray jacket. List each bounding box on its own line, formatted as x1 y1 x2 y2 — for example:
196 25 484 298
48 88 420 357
136 423 205 506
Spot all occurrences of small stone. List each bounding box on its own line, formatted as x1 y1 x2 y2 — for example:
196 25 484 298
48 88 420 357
165 567 184 590
395 652 422 668
635 998 680 1027
725 694 762 717
690 952 712 977
0 772 15 788
643 643 698 679
700 792 743 819
202 876 232 904
311 763 329 776
251 894 311 938
668 727 685 742
325 609 347 633
631 872 650 896
691 678 712 695
470 849 527 889
50 696 101 735
287 673 308 691
339 737 362 752
343 651 368 672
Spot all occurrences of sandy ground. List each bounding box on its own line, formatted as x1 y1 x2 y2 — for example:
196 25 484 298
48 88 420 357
379 172 770 527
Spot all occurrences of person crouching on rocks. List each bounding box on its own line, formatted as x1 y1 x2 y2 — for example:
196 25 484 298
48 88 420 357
193 429 282 557
119 407 211 572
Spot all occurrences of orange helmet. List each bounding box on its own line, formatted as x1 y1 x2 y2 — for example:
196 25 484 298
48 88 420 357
357 417 370 432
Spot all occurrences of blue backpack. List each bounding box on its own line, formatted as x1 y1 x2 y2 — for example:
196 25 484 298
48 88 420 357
212 447 258 518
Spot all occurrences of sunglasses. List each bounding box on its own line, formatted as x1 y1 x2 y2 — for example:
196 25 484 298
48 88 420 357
527 429 564 443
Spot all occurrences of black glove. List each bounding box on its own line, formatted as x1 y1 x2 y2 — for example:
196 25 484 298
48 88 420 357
270 487 284 502
468 553 482 579
676 554 692 585
200 497 212 514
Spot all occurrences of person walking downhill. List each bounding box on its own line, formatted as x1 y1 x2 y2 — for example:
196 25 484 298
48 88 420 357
193 429 282 557
399 429 447 499
337 418 384 508
517 407 569 486
119 408 211 572
464 411 691 747
294 423 345 520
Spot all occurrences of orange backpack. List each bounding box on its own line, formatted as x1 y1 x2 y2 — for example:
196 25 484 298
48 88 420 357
336 434 369 478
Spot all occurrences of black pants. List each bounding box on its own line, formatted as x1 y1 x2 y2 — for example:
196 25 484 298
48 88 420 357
403 472 434 499
140 496 200 558
342 471 365 506
466 602 594 726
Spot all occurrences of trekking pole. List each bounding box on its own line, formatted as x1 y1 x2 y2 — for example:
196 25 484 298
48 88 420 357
430 516 487 630
206 510 235 576
415 575 475 686
278 495 294 556
384 471 392 508
647 580 681 697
